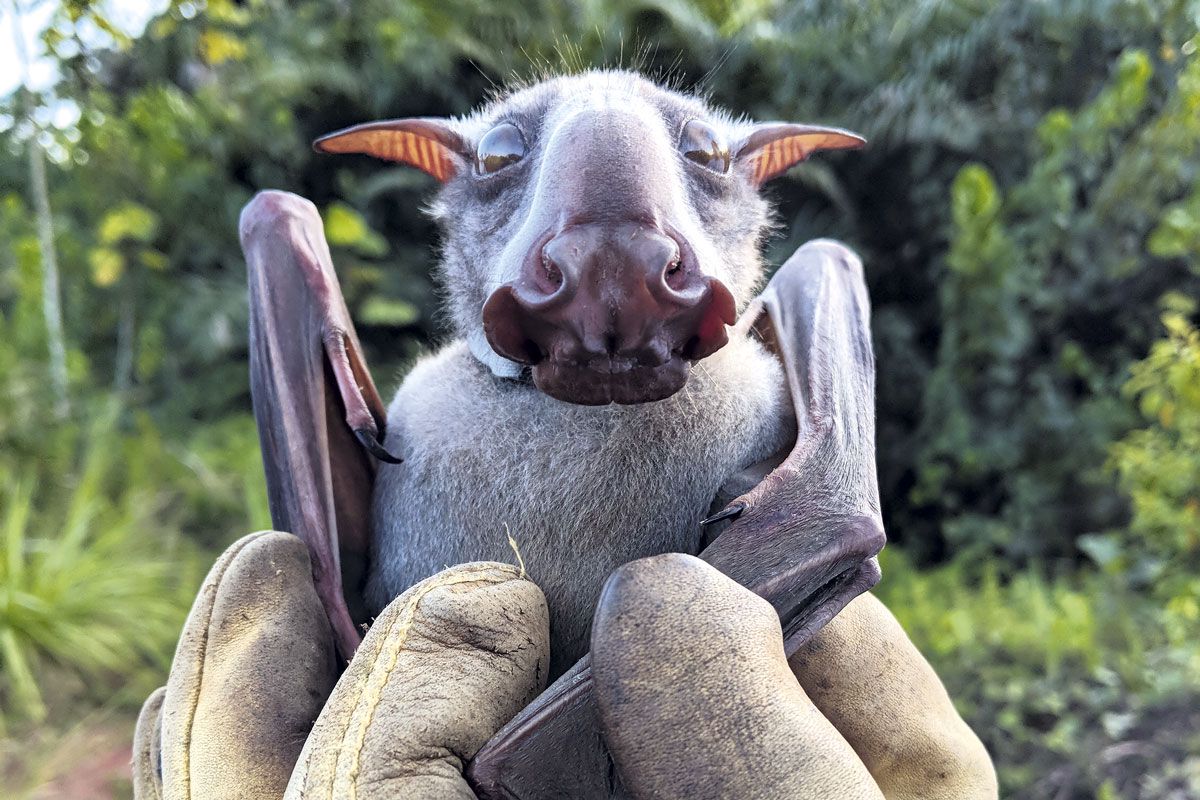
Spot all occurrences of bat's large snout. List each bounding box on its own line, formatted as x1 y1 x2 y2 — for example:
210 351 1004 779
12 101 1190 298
482 222 736 405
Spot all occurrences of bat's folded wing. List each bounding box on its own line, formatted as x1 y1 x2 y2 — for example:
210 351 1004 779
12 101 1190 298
240 190 393 661
467 239 886 799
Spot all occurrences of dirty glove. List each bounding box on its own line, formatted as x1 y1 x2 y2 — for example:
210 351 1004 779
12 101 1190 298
133 531 548 799
133 534 891 799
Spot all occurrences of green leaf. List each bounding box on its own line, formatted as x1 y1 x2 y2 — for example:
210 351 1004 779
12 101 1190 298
0 628 45 722
200 30 249 65
98 203 159 245
1148 195 1200 261
951 164 1001 225
359 297 420 327
138 248 169 271
323 203 389 257
88 247 125 287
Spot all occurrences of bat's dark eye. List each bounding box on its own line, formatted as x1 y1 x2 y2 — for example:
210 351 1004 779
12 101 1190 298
679 119 730 174
476 123 527 174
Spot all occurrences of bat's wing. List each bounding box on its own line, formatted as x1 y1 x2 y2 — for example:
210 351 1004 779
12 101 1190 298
239 190 396 662
467 239 886 799
702 238 884 648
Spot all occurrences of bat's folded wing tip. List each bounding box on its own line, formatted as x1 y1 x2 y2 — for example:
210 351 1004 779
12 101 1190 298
239 190 321 246
788 238 865 278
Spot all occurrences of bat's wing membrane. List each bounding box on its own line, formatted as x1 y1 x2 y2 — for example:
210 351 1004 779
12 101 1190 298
240 190 392 661
705 238 884 649
467 239 886 799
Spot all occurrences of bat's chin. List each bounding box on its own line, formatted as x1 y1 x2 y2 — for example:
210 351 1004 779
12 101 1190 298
531 356 691 405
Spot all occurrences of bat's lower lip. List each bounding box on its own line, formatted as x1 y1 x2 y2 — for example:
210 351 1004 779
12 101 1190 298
531 357 691 405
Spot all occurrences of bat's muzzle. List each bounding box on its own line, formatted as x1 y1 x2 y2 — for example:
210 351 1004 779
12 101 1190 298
482 222 736 405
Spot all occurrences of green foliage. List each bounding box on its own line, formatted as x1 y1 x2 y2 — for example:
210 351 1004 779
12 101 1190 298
0 308 262 726
324 202 389 258
1112 297 1200 562
0 427 196 727
915 38 1200 563
96 203 159 247
1105 295 1200 657
879 549 1200 797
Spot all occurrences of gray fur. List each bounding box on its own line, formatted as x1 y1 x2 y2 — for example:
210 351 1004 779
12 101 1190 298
430 71 772 377
369 337 793 675
369 71 801 675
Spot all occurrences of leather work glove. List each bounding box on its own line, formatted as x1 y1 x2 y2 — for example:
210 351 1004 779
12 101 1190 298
133 533 890 799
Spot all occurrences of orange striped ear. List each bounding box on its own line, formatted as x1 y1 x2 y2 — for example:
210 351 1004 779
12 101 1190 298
313 118 466 182
736 124 865 185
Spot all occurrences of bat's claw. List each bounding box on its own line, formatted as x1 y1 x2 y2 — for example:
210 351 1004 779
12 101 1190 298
701 502 745 526
355 428 403 464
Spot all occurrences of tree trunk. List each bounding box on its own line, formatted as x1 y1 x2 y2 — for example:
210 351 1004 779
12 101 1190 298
28 140 70 416
11 0 70 417
114 274 135 395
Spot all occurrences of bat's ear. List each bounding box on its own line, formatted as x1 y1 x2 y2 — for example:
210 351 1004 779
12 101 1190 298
313 118 468 182
734 123 865 186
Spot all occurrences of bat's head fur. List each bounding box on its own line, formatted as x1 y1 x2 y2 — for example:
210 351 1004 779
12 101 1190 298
315 70 863 405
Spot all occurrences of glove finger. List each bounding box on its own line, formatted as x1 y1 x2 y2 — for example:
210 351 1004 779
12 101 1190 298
160 531 338 800
789 593 997 799
285 562 550 800
592 553 884 800
132 686 165 800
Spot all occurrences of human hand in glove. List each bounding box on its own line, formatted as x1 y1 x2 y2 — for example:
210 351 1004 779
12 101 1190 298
133 532 913 799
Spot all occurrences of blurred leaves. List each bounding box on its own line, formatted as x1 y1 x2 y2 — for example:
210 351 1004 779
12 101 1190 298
914 39 1200 565
1108 295 1200 606
324 202 389 257
86 245 121 286
1149 190 1200 264
359 296 420 327
0 303 264 728
97 203 158 246
879 548 1200 797
199 30 247 66
0 408 203 729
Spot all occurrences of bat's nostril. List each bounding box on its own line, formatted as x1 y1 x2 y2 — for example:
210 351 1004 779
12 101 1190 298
520 338 545 364
663 254 686 292
541 252 564 290
656 238 691 294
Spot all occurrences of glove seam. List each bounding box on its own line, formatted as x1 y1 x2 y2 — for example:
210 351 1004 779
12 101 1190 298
173 530 272 799
330 565 522 798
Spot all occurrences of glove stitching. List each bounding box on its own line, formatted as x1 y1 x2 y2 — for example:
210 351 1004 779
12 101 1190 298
330 565 521 798
173 531 269 799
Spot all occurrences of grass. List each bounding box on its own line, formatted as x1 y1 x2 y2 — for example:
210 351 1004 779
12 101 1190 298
0 708 136 799
0 417 203 729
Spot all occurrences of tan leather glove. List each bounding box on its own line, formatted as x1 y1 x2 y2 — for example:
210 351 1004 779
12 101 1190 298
133 532 549 799
592 553 884 800
789 593 998 799
134 536 912 799
592 554 996 800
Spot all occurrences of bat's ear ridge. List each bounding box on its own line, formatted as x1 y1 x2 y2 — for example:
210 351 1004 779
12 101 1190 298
313 118 468 182
735 123 865 185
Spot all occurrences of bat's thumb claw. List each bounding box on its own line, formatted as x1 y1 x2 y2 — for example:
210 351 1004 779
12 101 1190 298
355 428 403 464
701 502 745 527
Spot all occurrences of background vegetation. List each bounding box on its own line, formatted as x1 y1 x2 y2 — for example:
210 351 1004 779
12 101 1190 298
1 0 1198 796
